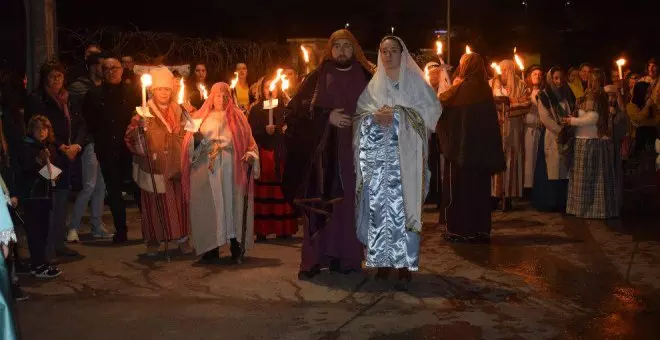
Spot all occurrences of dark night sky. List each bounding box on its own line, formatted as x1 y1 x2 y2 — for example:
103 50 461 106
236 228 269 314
2 0 660 72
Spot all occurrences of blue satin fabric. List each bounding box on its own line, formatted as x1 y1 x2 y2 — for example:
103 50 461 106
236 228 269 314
357 109 420 271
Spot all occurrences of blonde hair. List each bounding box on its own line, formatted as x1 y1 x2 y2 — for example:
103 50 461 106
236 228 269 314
27 115 55 143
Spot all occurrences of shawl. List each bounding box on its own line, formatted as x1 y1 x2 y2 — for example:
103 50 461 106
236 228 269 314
321 29 375 74
437 53 505 174
355 36 441 234
181 82 256 201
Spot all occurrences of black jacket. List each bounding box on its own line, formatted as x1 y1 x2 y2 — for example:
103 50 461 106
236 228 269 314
82 82 139 165
16 136 56 200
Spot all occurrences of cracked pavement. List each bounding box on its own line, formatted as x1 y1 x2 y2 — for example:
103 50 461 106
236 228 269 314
15 205 660 339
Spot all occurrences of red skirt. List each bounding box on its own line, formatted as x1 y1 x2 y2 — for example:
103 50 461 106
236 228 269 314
254 149 298 236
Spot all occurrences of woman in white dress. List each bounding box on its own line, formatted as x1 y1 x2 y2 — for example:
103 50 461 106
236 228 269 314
181 82 260 263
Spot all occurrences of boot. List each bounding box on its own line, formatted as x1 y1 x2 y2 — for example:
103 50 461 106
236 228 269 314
230 238 241 262
199 247 220 264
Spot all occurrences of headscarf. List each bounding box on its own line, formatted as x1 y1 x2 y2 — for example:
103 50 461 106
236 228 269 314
439 53 493 107
181 82 256 201
525 65 544 90
322 29 374 74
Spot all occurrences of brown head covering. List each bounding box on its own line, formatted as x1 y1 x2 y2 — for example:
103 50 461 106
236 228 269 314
322 29 374 74
439 53 493 107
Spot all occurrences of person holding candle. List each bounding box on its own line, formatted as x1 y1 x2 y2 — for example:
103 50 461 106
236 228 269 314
187 62 211 110
438 52 505 244
282 65 301 103
182 82 259 264
563 69 619 219
248 77 297 241
125 67 192 256
490 60 530 210
230 62 253 112
522 65 544 199
533 66 573 213
283 29 373 279
83 56 141 243
354 36 441 286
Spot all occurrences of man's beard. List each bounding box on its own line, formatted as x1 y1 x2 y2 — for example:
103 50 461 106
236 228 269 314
333 57 353 69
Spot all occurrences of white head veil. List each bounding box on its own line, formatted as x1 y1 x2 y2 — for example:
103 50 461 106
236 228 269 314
357 36 441 131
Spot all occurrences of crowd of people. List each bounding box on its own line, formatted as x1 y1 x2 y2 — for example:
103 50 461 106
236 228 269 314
0 29 659 335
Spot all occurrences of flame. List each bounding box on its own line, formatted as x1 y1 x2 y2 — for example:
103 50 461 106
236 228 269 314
199 84 208 100
465 45 472 54
269 68 284 92
424 65 430 82
436 40 443 55
616 58 626 67
177 78 184 104
300 45 310 63
490 62 502 75
281 75 290 91
514 53 525 71
230 72 239 89
140 73 152 87
513 46 517 54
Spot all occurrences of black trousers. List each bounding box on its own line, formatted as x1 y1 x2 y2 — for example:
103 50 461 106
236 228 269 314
23 198 51 268
98 161 128 236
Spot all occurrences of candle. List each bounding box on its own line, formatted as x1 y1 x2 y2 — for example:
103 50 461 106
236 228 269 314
490 62 502 75
140 74 152 110
616 58 626 80
177 78 185 105
436 40 445 65
465 45 472 55
514 50 525 79
391 26 394 35
229 72 239 106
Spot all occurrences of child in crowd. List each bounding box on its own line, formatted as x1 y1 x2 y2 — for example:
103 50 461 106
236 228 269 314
17 115 61 279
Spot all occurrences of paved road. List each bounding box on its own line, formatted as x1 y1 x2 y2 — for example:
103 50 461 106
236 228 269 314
14 205 660 339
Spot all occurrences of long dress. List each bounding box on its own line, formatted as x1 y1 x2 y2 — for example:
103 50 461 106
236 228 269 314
491 79 528 200
0 179 17 340
248 101 298 238
523 91 543 189
189 110 260 254
355 41 441 271
125 101 190 244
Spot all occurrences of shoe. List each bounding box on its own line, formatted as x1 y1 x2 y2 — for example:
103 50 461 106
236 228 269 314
198 248 221 264
298 266 321 280
56 246 79 257
230 238 242 262
113 233 128 244
31 264 62 279
12 284 29 301
375 268 391 280
92 227 114 239
66 229 80 243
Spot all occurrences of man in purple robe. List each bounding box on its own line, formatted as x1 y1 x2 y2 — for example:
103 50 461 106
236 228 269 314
283 29 374 279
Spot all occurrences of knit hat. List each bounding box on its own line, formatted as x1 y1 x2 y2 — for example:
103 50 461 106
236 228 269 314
150 67 174 89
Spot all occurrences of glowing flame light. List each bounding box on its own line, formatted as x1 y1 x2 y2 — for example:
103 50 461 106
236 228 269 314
281 75 290 91
436 40 443 55
490 62 502 75
199 84 208 100
616 58 626 80
140 73 152 87
177 78 184 104
465 45 472 54
230 72 239 89
514 53 525 71
300 45 310 63
269 69 284 92
424 65 431 82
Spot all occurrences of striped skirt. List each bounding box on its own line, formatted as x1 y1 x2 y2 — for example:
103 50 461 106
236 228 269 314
140 181 190 242
254 149 298 237
566 138 619 219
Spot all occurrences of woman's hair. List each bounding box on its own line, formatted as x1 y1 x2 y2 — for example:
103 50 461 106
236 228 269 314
586 68 611 138
27 115 55 143
38 60 66 92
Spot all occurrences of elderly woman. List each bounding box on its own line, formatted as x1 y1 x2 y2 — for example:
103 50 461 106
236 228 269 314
125 67 191 256
182 83 259 263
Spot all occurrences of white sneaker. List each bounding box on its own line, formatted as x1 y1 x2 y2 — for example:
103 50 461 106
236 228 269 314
66 229 80 243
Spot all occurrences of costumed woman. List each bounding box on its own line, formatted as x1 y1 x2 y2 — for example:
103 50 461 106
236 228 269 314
437 53 505 243
533 67 573 212
563 69 619 219
0 173 17 339
355 36 441 285
182 82 259 263
125 67 192 256
522 66 544 199
490 60 530 210
248 76 298 241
